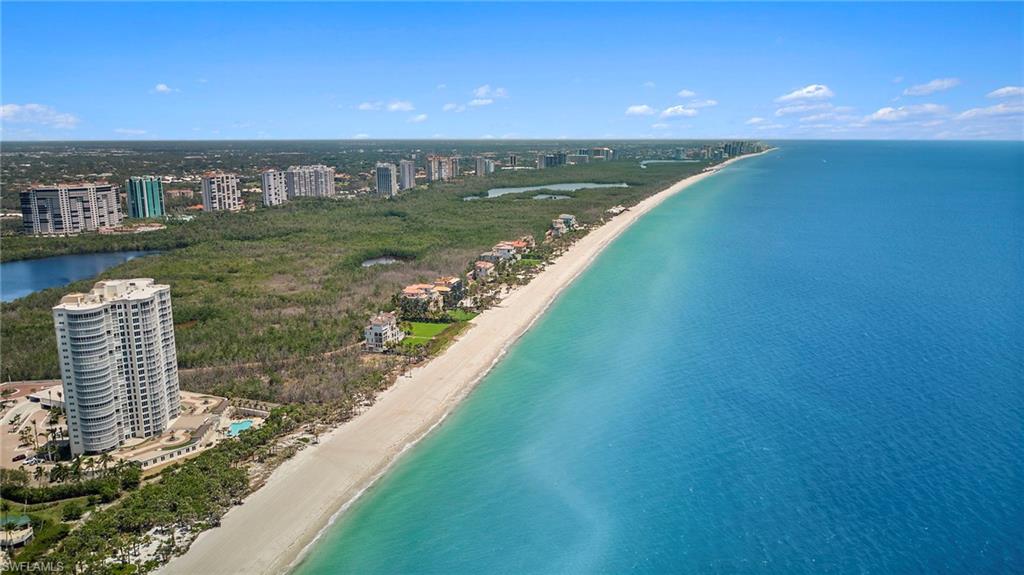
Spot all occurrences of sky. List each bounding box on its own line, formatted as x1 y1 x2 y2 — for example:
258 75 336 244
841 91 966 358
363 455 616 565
1 2 1022 141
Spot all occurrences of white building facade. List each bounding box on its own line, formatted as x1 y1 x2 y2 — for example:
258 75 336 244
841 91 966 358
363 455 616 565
286 164 336 199
364 311 404 352
201 173 242 212
53 279 182 456
261 170 288 207
399 159 416 190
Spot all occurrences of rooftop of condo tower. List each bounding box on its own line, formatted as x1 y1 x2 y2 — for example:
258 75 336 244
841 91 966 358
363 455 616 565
54 278 168 310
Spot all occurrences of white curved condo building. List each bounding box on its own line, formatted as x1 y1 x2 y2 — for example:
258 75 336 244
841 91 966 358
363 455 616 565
53 279 181 456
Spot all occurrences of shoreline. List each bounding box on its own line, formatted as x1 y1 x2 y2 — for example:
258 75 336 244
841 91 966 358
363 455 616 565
160 149 773 575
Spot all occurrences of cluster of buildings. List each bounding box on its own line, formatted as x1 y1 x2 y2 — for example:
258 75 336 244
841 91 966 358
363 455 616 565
364 236 538 353
674 140 767 161
52 279 182 456
19 177 168 236
260 164 337 207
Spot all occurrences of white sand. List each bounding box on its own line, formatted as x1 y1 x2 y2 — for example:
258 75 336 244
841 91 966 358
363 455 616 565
160 151 769 575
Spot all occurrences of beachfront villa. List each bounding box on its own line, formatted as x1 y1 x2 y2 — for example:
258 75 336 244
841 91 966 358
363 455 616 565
433 277 466 308
364 312 404 352
493 242 518 261
550 218 567 238
559 214 579 229
400 284 445 317
474 260 495 281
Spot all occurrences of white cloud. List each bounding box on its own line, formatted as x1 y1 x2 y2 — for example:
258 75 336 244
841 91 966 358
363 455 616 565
352 133 370 140
436 83 447 90
642 81 656 88
650 122 670 129
756 123 786 130
625 104 656 116
469 98 494 107
745 116 766 125
865 103 946 122
661 105 698 118
687 99 718 108
0 103 80 128
677 89 696 98
473 85 508 99
114 128 147 135
481 134 496 139
387 101 415 112
408 113 428 123
776 84 834 102
903 78 960 96
152 83 177 94
775 102 832 116
442 103 465 112
987 86 1024 99
956 102 1024 120
357 102 382 111
892 76 904 84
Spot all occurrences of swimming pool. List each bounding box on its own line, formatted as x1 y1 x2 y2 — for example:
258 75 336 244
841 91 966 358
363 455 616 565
228 420 253 437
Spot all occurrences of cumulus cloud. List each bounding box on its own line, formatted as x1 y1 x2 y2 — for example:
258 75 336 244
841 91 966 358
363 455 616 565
642 81 656 88
775 84 834 102
687 99 718 108
625 104 656 116
114 128 147 135
865 103 946 122
352 133 370 139
987 86 1024 99
775 102 833 117
152 83 178 94
473 85 508 99
660 105 698 118
650 122 670 129
745 117 766 125
357 102 382 111
387 101 415 112
903 78 960 96
677 89 696 98
0 103 80 128
956 102 1024 120
442 103 465 112
408 113 428 123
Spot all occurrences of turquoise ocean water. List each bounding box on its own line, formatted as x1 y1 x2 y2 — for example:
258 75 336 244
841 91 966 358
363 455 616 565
297 142 1023 574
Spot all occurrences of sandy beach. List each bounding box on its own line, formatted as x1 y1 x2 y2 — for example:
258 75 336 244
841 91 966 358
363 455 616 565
160 150 770 575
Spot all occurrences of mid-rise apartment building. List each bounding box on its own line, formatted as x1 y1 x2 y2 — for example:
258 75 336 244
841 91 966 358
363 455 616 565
20 183 122 235
201 173 242 212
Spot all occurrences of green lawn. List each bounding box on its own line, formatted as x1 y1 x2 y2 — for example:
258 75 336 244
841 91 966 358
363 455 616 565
446 309 478 322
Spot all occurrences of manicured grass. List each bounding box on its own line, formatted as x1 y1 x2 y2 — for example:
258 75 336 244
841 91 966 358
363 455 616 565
446 309 478 322
406 322 452 339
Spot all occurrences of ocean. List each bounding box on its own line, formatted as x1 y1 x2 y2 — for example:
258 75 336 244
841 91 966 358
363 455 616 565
295 142 1023 574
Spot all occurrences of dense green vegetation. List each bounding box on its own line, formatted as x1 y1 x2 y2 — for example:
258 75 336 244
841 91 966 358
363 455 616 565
2 160 711 404
0 405 314 574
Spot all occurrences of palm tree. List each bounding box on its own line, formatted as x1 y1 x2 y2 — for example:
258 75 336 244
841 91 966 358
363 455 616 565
70 456 83 482
99 453 113 477
32 466 44 486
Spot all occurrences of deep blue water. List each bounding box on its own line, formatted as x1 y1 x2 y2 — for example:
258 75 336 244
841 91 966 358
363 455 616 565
1 251 155 302
298 142 1023 574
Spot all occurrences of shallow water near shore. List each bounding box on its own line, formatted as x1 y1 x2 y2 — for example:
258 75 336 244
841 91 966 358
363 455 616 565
296 142 1023 573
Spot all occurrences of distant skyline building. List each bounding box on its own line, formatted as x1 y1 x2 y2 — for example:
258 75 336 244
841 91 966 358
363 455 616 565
20 182 122 235
426 155 457 182
399 159 416 190
375 162 398 197
260 170 288 207
125 176 165 219
475 156 495 176
508 153 518 168
53 278 182 456
201 173 242 212
285 164 335 199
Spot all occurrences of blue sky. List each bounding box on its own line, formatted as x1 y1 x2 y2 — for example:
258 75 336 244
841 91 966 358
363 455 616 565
2 2 1022 141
